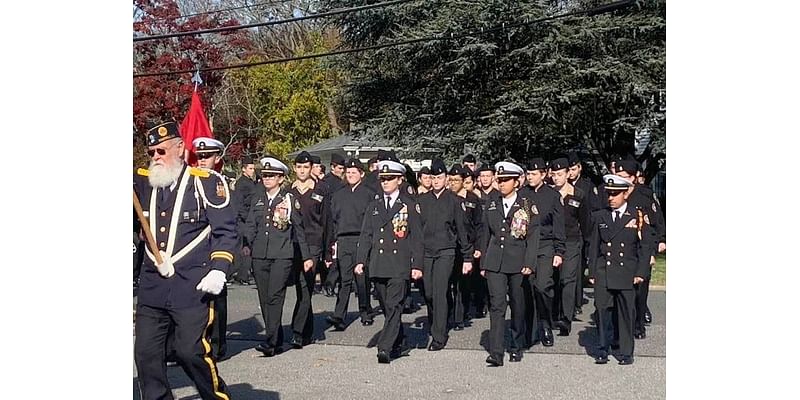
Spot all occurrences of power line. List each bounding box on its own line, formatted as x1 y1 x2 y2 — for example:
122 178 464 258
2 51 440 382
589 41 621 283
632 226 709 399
133 0 635 78
134 0 418 43
152 0 295 22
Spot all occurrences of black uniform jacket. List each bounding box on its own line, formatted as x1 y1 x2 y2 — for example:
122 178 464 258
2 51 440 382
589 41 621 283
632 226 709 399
588 207 654 290
478 194 541 274
417 189 473 261
134 164 238 308
244 187 311 261
356 192 424 279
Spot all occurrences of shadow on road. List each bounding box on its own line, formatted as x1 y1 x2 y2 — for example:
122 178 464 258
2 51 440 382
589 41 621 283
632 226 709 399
134 378 281 400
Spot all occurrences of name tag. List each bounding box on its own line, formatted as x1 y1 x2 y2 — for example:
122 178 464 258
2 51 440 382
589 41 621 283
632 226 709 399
599 223 608 229
311 193 324 202
255 199 265 206
568 199 581 208
465 202 476 209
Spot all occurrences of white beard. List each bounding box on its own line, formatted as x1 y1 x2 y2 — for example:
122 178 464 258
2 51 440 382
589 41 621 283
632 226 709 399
148 160 183 188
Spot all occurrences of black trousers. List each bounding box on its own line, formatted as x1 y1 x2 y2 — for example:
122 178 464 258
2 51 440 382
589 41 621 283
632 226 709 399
134 238 145 281
486 271 526 359
252 258 293 348
135 303 230 400
292 263 316 341
634 279 650 334
372 277 407 353
450 253 470 324
422 255 455 344
468 257 488 315
333 237 372 321
209 286 227 357
554 241 582 328
594 285 635 357
234 236 252 282
525 247 555 342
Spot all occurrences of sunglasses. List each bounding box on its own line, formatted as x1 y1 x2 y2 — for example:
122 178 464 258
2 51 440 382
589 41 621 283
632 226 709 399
261 173 281 179
147 141 180 157
196 152 218 160
496 177 516 183
607 190 626 197
379 176 398 182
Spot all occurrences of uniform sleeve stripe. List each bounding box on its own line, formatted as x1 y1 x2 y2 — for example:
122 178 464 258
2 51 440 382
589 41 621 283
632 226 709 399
210 251 234 263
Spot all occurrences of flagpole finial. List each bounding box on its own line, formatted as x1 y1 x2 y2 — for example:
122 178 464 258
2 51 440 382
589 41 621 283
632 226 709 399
191 69 203 92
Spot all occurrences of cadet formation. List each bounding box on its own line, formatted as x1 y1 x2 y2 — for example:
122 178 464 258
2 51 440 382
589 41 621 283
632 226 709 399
133 121 666 399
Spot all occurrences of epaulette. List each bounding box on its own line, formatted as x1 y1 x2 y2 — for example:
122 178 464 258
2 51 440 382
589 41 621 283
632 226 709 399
190 167 210 178
137 168 149 177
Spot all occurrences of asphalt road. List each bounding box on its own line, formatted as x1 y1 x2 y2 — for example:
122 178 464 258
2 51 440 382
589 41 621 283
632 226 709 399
133 282 666 400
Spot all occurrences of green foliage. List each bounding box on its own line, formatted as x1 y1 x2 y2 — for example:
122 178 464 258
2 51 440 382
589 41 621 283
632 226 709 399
226 32 338 161
323 0 665 177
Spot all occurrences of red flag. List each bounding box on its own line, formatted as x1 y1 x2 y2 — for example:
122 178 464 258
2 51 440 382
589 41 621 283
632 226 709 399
180 90 216 168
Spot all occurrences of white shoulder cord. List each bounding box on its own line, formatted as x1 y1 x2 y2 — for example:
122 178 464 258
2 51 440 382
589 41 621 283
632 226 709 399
194 170 231 209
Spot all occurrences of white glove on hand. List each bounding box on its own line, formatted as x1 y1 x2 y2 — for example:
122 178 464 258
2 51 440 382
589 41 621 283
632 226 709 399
156 251 175 278
196 269 227 295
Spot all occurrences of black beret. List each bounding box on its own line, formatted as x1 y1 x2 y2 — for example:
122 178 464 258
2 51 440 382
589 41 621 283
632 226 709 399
241 156 255 165
295 151 313 164
526 158 547 171
146 121 181 146
376 149 399 162
462 154 476 163
615 160 638 176
367 156 378 165
344 158 363 170
448 164 469 178
567 152 581 167
310 155 322 164
477 163 494 173
549 157 569 171
418 166 431 175
430 159 447 175
330 153 345 166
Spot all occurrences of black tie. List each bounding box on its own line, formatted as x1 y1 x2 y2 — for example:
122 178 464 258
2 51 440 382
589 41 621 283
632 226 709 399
385 196 391 210
614 210 621 222
160 187 170 203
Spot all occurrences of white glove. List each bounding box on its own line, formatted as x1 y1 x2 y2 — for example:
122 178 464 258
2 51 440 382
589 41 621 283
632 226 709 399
196 269 227 295
156 251 175 278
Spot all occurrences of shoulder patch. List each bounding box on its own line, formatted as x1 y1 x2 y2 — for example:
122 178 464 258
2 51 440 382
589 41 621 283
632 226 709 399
407 185 415 195
136 168 149 177
593 187 598 195
189 167 210 178
375 194 381 200
652 203 657 212
461 202 466 212
295 199 302 210
216 181 226 198
416 203 421 214
531 204 539 215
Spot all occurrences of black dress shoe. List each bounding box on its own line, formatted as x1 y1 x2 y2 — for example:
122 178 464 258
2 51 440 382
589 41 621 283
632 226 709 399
574 307 583 315
618 356 634 365
326 315 346 330
485 355 504 367
377 350 391 364
290 336 306 349
594 354 609 364
474 310 486 319
644 310 653 325
324 286 335 297
509 352 523 362
255 343 276 357
361 319 374 326
555 320 571 336
428 340 445 351
542 327 554 347
453 323 464 331
634 331 646 340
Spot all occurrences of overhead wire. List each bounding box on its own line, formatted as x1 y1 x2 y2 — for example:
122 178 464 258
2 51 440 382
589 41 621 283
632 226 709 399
133 0 635 78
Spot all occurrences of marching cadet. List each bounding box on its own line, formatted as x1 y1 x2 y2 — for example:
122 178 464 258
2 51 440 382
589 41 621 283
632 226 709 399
417 166 432 194
549 157 590 336
311 155 324 181
192 137 230 361
566 152 597 316
289 151 332 347
613 159 665 338
519 158 566 347
355 160 424 364
244 157 314 357
320 153 347 194
134 121 236 400
475 163 500 200
447 164 482 329
416 160 473 351
326 158 377 329
477 162 540 366
461 154 477 172
231 156 258 286
463 168 488 318
588 174 653 365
